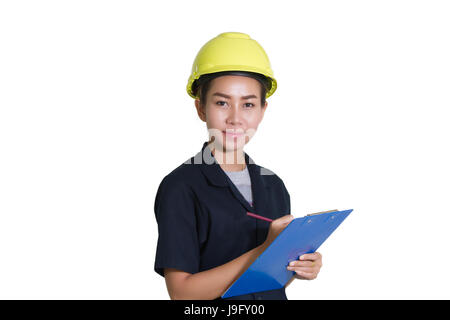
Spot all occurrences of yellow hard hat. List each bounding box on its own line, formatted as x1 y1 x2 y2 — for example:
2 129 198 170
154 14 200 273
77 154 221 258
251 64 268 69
186 32 277 99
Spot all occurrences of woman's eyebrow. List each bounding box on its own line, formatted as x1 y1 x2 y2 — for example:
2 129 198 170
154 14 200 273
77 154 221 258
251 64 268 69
212 92 258 100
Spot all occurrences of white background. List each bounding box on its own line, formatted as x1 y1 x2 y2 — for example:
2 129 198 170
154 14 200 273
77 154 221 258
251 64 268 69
1 0 449 299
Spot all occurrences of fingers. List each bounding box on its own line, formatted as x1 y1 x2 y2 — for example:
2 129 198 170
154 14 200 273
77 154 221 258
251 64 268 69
288 260 316 268
287 260 319 273
287 264 318 280
273 214 294 226
265 215 294 246
293 270 317 280
269 215 294 234
286 262 317 279
287 265 315 273
299 252 322 261
287 252 323 280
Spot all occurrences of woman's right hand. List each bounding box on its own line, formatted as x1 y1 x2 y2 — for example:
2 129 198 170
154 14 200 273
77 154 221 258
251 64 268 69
263 214 294 247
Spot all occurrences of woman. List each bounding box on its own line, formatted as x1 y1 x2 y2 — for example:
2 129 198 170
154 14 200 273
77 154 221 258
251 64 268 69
154 32 322 300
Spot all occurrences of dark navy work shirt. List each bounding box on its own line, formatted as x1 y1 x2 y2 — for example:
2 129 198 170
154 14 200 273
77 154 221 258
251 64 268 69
154 141 291 300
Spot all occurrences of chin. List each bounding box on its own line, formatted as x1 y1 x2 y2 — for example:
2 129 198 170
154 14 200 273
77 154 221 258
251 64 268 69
223 139 247 152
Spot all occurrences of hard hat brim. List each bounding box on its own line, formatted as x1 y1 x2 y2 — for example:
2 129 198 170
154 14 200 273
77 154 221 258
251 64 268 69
187 66 277 99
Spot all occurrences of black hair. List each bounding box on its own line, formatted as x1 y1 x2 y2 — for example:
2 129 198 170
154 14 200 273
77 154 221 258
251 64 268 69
192 70 271 108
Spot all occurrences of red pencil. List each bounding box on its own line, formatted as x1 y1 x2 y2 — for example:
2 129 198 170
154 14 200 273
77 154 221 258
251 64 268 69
246 211 273 222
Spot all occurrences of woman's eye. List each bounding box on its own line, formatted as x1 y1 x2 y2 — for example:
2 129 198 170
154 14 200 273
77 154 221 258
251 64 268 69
215 101 254 108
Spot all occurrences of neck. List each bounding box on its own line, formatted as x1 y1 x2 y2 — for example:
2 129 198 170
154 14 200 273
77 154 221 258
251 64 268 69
207 140 246 172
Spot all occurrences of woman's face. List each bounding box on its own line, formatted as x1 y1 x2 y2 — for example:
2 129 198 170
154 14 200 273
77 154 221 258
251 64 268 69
195 75 268 153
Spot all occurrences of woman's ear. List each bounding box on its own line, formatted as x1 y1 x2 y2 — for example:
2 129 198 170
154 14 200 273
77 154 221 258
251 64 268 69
194 99 206 122
260 100 268 122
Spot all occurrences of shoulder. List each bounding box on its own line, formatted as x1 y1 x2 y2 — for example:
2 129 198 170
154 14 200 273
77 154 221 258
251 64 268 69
156 156 202 194
154 159 202 219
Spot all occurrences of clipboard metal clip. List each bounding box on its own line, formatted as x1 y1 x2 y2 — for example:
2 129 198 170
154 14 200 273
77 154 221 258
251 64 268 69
306 209 339 217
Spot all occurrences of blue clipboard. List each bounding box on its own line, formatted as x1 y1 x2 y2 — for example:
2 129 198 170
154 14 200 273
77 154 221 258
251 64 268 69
222 208 353 298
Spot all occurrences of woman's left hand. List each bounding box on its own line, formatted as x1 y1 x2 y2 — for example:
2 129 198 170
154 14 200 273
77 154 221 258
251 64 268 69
286 252 322 280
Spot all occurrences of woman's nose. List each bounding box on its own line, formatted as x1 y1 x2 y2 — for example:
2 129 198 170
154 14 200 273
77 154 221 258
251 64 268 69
227 105 242 124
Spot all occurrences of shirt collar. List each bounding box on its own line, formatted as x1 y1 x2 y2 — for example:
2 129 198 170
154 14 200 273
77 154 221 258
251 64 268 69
194 140 272 216
195 141 271 189
195 141 247 186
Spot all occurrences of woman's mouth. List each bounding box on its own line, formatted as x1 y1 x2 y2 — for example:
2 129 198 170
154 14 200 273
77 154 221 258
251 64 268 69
223 130 244 138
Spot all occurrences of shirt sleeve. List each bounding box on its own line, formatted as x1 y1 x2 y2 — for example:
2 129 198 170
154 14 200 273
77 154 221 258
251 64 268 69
277 176 291 216
282 180 291 215
153 177 200 277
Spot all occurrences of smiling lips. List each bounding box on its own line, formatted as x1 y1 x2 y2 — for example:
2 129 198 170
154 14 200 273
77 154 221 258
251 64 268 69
223 129 244 138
